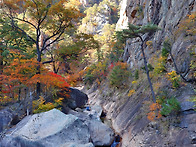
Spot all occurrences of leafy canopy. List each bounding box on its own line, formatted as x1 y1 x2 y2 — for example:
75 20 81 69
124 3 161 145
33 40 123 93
116 23 160 43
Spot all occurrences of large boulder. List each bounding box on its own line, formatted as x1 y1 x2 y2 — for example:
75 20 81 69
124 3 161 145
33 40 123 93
69 105 115 146
0 109 91 147
88 119 114 146
1 107 115 147
60 87 88 110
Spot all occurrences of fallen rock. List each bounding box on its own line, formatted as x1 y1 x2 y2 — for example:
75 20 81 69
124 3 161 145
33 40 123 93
1 108 115 147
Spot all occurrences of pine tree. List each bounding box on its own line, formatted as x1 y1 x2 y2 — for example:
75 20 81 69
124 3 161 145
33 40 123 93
116 23 160 102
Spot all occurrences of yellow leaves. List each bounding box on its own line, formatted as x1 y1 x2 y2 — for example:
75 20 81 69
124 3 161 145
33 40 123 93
167 71 180 81
132 81 137 84
33 96 64 113
146 41 152 46
128 89 135 97
153 56 167 75
167 71 180 88
0 95 13 105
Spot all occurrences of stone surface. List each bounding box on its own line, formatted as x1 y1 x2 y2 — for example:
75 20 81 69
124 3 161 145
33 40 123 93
65 87 88 109
69 105 115 146
0 108 114 147
0 109 91 147
0 103 25 134
61 142 94 147
0 109 13 133
84 82 196 147
88 119 114 146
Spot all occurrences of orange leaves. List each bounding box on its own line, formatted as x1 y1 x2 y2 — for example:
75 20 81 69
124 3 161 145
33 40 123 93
128 89 135 97
1 57 70 99
147 102 162 121
149 102 161 111
31 72 70 89
1 59 38 87
115 61 128 69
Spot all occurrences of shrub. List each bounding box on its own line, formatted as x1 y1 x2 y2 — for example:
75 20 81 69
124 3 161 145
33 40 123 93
33 96 63 113
108 62 130 88
160 97 181 116
147 102 162 121
161 47 169 58
83 61 108 85
128 89 135 96
154 56 167 74
167 71 180 88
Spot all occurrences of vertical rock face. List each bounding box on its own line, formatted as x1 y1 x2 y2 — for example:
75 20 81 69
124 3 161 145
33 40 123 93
117 0 195 77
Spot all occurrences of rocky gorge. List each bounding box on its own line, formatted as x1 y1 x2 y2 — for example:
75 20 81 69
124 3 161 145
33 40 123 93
0 0 195 147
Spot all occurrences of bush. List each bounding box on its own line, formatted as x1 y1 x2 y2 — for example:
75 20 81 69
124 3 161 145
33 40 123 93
160 97 181 116
84 61 108 85
167 71 180 88
161 47 169 57
108 62 130 88
154 56 167 74
33 97 63 113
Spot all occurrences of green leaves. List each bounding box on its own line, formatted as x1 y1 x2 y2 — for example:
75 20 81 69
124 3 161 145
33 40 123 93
160 97 181 116
116 23 160 43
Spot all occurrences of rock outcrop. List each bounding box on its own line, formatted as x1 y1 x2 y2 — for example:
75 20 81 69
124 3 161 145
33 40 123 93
0 108 114 147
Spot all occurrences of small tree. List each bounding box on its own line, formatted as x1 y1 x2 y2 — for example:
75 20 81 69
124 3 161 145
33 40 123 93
116 23 160 102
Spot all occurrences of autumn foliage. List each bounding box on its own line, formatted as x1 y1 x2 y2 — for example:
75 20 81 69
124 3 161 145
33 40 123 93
147 102 162 121
0 57 70 107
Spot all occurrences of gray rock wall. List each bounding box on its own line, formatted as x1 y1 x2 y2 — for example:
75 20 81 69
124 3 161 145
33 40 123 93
117 0 195 78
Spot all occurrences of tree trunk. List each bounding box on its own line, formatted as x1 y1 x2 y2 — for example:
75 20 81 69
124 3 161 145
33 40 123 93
169 51 190 82
0 47 3 92
139 37 156 102
18 88 21 102
36 50 41 99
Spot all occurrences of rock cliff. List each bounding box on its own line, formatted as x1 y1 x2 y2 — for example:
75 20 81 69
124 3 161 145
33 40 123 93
117 0 195 75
